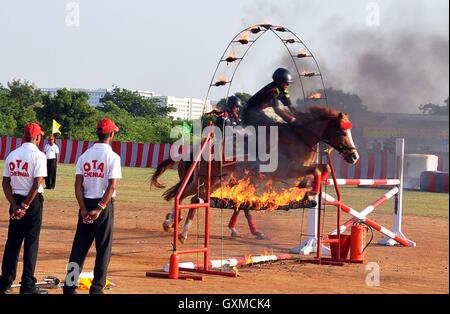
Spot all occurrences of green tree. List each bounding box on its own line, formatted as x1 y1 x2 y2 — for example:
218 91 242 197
100 87 172 117
0 80 43 136
321 88 368 115
38 88 98 139
100 100 175 143
419 98 449 115
0 112 17 136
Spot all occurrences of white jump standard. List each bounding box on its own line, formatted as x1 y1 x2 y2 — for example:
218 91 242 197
291 138 416 255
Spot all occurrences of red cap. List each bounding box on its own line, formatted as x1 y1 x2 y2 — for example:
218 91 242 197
96 118 119 134
24 122 44 138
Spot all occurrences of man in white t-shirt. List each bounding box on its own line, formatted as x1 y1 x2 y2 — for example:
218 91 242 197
63 118 122 294
43 135 60 189
0 122 48 294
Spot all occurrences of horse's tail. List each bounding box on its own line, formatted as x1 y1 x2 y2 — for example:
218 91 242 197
162 180 183 202
151 158 177 189
162 160 195 202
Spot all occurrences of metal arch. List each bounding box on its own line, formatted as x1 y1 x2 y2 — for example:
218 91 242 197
224 30 268 104
202 23 329 117
268 27 308 106
202 26 268 115
279 26 329 106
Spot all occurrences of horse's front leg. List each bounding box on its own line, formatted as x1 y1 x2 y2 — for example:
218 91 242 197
282 164 330 195
179 194 207 244
308 164 331 195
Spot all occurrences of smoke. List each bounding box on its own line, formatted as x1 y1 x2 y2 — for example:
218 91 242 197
320 28 449 113
243 0 449 113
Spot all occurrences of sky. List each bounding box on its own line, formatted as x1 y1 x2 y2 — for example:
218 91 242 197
0 0 448 113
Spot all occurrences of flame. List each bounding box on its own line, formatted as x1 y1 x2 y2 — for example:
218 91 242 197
211 171 307 211
297 48 310 58
242 250 276 266
301 70 316 77
214 75 229 87
238 32 250 44
225 50 238 63
244 254 254 265
308 92 322 100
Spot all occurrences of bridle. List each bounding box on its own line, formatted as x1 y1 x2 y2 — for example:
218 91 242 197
323 120 358 157
294 117 357 156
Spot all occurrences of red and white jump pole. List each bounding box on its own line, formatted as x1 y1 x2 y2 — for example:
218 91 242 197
291 138 416 255
162 253 294 273
326 186 399 236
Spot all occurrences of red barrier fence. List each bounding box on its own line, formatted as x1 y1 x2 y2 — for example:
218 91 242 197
0 136 171 168
420 171 449 193
1 136 448 175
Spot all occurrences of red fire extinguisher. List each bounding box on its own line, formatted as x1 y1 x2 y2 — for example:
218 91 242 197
350 222 372 261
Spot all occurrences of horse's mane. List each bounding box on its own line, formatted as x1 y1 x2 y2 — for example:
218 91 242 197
299 106 340 121
242 105 340 128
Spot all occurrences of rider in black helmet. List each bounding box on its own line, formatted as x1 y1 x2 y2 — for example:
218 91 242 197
221 95 242 127
205 95 242 128
242 68 298 125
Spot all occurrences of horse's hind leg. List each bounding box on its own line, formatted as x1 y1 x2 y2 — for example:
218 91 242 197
163 209 174 232
163 207 184 232
228 210 241 237
244 209 265 239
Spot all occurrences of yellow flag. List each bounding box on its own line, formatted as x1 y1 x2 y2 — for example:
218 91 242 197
52 119 62 135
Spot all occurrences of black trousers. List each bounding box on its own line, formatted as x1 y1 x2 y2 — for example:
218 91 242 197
63 198 114 294
0 193 43 292
45 159 57 189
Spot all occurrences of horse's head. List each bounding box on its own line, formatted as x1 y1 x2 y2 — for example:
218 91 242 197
324 112 360 164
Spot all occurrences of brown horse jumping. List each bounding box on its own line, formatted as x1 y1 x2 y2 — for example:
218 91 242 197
151 106 359 243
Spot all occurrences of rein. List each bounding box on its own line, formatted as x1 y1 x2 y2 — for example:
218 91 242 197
294 117 356 155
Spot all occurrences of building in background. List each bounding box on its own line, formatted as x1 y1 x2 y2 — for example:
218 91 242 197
41 88 156 107
41 88 109 107
150 96 212 121
352 112 449 153
41 88 211 120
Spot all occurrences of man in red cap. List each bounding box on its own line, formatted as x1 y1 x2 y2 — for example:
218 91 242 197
63 118 122 294
0 123 48 294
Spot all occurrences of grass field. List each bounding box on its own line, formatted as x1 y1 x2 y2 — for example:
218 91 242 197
0 161 447 219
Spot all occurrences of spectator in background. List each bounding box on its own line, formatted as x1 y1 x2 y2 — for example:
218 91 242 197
43 135 59 189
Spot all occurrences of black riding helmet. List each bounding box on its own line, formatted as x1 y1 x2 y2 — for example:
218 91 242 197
272 68 293 86
226 95 242 110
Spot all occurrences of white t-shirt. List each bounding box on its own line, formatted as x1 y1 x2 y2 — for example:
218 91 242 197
2 143 47 196
44 143 60 160
75 143 122 199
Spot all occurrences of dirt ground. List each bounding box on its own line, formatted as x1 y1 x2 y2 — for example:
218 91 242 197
0 198 448 294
